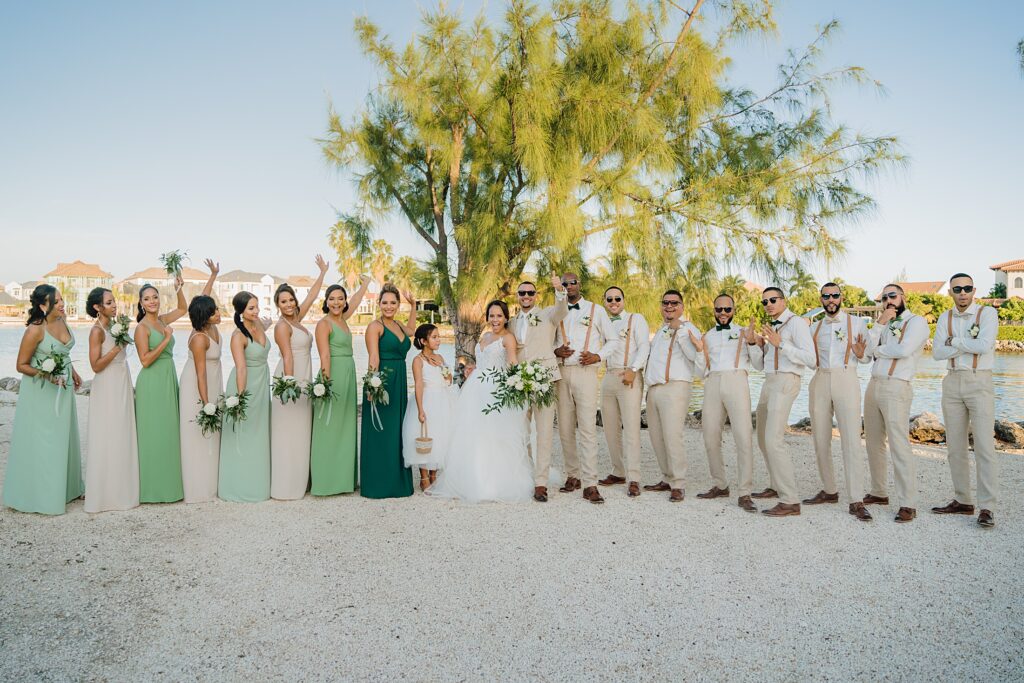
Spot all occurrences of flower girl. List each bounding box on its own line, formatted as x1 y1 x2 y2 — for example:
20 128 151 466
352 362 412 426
402 324 457 491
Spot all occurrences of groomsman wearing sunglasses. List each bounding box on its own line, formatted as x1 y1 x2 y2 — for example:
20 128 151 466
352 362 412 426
696 294 760 512
512 274 569 503
930 273 999 528
597 287 650 497
747 287 817 517
553 273 618 504
803 283 873 521
864 284 930 523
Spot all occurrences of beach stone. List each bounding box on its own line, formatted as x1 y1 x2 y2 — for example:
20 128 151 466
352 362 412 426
994 420 1024 448
789 416 813 432
686 411 701 429
909 412 945 443
0 377 20 393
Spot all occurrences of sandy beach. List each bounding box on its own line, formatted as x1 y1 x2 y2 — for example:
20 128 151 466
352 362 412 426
1 391 1021 681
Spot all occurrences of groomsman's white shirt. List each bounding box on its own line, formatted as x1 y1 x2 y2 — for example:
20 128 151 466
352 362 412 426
702 323 758 374
749 309 817 375
931 303 998 371
555 298 618 365
513 289 567 345
646 321 701 385
605 312 651 371
812 311 872 369
869 312 929 380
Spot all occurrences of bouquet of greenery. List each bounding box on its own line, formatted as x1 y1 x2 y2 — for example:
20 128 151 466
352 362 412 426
109 314 134 347
221 390 251 431
306 370 336 423
482 360 556 415
361 367 392 431
194 399 224 437
35 351 71 388
158 249 189 276
272 375 302 404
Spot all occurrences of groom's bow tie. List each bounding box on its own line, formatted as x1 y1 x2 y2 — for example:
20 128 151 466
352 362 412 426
716 324 730 331
770 319 782 326
610 314 621 321
569 303 581 310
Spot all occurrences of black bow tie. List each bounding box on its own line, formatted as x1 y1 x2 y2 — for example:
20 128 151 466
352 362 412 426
770 320 782 326
569 303 580 310
716 324 730 332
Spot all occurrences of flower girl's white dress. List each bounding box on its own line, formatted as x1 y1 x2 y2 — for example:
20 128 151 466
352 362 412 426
401 361 457 471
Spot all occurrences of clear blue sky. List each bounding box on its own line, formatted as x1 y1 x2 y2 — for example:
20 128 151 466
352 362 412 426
1 1 1021 296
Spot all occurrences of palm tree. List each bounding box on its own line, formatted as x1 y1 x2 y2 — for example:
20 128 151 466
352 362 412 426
789 267 819 297
328 214 370 290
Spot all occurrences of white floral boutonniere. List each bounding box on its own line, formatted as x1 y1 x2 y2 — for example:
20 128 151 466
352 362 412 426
660 326 674 339
888 318 904 340
618 327 629 339
579 314 592 328
727 330 739 341
440 365 453 385
526 311 541 327
969 323 980 339
833 328 846 342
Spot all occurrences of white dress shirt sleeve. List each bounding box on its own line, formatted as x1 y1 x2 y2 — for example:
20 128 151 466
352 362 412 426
952 306 998 355
632 316 651 370
875 316 930 358
593 306 619 361
781 317 817 367
931 311 959 362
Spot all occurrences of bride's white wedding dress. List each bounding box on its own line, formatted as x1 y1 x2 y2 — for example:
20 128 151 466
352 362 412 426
427 338 534 503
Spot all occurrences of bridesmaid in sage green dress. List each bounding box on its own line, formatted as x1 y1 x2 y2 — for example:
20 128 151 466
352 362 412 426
311 276 371 495
360 283 418 499
3 285 84 515
219 291 271 502
134 276 188 503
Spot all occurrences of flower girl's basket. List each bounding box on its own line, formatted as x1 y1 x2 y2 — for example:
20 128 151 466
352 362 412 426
415 423 433 455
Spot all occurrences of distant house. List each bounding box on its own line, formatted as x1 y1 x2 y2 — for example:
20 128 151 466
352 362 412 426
44 261 114 318
4 280 40 300
990 259 1024 299
282 275 328 316
119 266 214 314
0 291 26 316
874 281 945 301
216 270 284 318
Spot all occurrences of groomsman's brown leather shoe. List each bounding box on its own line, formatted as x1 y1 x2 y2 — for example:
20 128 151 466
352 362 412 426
582 486 605 504
894 507 916 523
848 502 872 521
627 481 641 497
761 502 800 517
599 474 626 486
696 486 729 499
802 490 839 505
931 500 975 515
643 481 671 492
533 486 548 503
737 496 756 513
750 487 778 499
977 509 995 528
669 489 685 503
862 494 889 506
559 477 581 493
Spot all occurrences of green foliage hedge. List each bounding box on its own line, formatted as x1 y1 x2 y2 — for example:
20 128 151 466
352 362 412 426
998 326 1024 342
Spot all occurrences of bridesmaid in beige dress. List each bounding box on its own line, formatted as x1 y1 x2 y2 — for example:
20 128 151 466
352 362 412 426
270 255 329 500
84 287 139 513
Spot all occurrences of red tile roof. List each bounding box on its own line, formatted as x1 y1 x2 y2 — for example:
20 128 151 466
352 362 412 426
874 281 945 300
123 266 210 281
44 260 113 279
990 259 1024 272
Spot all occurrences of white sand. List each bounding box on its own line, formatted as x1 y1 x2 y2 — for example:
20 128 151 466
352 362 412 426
0 391 1021 681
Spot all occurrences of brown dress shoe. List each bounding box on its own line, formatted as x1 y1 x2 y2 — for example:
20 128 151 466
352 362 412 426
598 474 626 486
696 486 730 499
582 486 605 504
643 481 671 492
862 494 889 506
761 502 800 517
931 500 975 515
848 502 872 522
533 486 548 503
627 481 641 497
802 490 839 505
669 489 685 503
894 507 916 523
750 487 778 499
559 477 581 493
737 496 756 513
978 509 995 528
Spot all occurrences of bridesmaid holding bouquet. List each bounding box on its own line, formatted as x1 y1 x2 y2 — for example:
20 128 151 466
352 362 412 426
84 287 139 513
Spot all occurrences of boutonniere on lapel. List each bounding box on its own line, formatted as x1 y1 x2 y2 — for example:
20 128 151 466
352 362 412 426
888 318 903 339
579 314 592 328
618 327 629 339
526 311 541 327
969 323 980 339
727 330 739 341
440 365 453 385
660 326 674 339
833 328 846 342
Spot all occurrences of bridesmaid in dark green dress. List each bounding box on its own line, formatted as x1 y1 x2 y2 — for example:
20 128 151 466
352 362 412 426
134 277 188 503
360 283 418 499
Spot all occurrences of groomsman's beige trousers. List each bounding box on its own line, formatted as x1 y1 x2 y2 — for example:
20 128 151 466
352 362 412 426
755 373 801 504
864 377 917 509
527 399 557 488
600 369 644 483
646 381 691 490
702 370 754 497
808 366 865 502
942 370 998 510
557 364 600 488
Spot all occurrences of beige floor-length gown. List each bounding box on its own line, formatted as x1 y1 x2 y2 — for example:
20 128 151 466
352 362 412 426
271 321 313 500
179 330 223 503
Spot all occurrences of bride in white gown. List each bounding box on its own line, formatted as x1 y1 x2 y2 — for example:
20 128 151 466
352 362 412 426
428 301 534 503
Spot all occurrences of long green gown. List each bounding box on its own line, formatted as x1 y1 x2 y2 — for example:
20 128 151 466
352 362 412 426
3 328 84 515
218 336 271 502
360 325 413 499
135 325 183 503
310 323 358 495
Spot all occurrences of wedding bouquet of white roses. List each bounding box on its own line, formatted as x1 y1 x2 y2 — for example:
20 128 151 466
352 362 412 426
482 360 556 415
158 249 189 276
110 314 134 347
221 390 251 431
362 367 392 431
194 399 224 437
305 371 336 424
35 351 71 388
272 375 302 404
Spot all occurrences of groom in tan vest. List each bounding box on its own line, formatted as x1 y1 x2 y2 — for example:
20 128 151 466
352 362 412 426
513 274 568 502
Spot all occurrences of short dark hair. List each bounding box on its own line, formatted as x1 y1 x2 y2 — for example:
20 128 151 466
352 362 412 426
662 289 683 301
950 272 973 283
882 283 905 295
820 282 841 293
713 293 735 305
762 286 785 298
518 280 536 290
604 286 624 298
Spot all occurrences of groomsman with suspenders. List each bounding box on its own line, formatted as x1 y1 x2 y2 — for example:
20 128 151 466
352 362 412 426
512 274 569 503
597 287 650 498
803 283 873 521
643 290 702 503
863 284 930 523
930 273 999 528
697 294 760 512
553 273 617 504
748 287 817 517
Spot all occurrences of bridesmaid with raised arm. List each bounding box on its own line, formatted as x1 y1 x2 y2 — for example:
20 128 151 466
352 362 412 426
270 254 329 500
84 287 139 513
178 261 222 503
310 275 371 495
218 291 272 502
134 275 188 503
360 284 418 499
3 285 84 515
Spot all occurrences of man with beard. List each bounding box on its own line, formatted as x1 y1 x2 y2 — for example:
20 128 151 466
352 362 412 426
696 294 760 512
864 283 930 523
931 273 999 528
802 283 873 521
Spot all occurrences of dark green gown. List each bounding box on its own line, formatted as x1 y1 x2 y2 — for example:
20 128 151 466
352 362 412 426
359 325 412 499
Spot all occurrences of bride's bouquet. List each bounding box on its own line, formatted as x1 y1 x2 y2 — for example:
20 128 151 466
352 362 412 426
482 360 556 415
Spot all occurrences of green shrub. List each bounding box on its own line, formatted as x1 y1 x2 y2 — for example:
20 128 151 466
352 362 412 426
998 326 1024 342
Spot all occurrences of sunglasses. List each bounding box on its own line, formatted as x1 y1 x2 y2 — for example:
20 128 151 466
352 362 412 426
881 292 900 300
951 285 974 294
561 279 579 287
661 300 681 307
714 306 733 313
821 293 841 300
517 290 536 297
605 296 622 303
761 296 782 306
